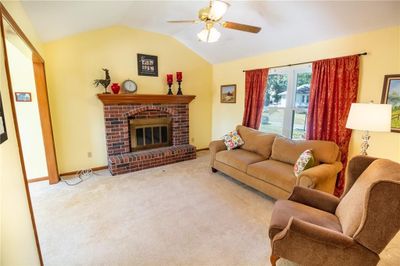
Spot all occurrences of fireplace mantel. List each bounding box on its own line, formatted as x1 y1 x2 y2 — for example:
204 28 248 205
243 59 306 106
97 94 196 105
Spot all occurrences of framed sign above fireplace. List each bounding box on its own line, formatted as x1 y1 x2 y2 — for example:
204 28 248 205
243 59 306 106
137 53 158 77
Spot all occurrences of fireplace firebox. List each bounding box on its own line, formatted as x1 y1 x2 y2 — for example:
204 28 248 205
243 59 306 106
129 117 172 151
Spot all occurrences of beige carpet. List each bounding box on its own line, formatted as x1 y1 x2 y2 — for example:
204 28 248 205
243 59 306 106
29 151 400 266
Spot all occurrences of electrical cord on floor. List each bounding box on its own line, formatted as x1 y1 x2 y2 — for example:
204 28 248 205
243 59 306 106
60 169 94 186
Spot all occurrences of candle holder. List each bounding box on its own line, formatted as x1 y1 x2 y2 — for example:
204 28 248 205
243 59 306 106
167 83 173 95
177 80 183 95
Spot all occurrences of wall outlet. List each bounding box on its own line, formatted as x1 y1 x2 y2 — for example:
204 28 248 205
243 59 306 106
88 152 92 158
191 138 195 143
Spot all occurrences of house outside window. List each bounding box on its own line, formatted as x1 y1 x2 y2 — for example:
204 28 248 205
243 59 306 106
260 63 312 139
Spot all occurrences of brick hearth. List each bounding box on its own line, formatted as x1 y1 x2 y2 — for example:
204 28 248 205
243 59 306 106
99 94 196 175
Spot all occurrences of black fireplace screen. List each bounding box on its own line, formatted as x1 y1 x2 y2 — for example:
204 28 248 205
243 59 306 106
129 117 171 151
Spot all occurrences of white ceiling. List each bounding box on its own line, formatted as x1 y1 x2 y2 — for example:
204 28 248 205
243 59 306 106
21 1 400 64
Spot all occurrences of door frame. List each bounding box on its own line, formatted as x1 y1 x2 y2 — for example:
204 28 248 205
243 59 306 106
0 3 59 265
0 4 59 184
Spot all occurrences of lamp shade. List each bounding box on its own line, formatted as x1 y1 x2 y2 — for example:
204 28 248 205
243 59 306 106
346 103 392 132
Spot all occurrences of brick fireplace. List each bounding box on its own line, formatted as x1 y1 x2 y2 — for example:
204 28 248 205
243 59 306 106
98 94 196 175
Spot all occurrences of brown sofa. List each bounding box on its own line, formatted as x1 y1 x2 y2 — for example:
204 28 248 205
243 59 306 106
268 156 400 266
209 125 343 199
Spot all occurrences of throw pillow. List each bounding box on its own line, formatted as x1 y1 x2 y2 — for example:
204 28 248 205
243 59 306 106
222 130 244 150
293 149 315 177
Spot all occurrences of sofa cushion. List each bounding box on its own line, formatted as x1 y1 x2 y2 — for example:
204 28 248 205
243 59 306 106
215 149 265 172
236 125 276 159
269 199 342 239
247 159 296 192
271 136 339 164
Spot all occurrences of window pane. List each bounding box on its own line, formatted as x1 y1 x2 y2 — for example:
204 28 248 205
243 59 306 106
265 73 288 108
262 65 311 139
260 107 285 135
292 109 307 140
295 72 311 108
262 72 289 135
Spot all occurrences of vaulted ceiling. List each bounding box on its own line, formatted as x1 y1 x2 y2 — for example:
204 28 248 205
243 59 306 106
21 1 400 64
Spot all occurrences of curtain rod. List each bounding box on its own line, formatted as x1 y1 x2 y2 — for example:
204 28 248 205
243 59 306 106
242 52 367 72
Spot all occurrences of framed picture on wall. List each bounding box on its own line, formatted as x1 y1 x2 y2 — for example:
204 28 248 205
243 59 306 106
381 74 400 132
0 92 7 144
15 92 32 102
220 84 237 103
137 54 158 77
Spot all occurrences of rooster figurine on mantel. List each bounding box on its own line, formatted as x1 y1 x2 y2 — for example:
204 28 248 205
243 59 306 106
93 68 111 94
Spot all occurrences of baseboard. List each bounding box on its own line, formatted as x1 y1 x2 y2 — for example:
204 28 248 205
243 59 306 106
196 147 209 152
28 176 49 183
59 165 108 177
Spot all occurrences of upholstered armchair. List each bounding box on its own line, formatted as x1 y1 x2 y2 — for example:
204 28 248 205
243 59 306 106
268 156 400 266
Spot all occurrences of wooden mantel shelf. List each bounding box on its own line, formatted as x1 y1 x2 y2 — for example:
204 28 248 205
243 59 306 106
97 94 196 105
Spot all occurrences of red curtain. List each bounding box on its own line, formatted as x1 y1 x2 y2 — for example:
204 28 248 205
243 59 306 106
306 55 360 197
242 68 269 129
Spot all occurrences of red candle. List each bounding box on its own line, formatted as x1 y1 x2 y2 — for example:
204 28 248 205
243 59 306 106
176 72 182 82
167 74 173 85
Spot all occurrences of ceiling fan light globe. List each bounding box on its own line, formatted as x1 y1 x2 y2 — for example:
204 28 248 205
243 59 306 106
197 27 221 43
208 0 229 21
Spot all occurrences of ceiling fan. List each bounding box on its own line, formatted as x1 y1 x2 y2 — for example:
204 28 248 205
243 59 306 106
167 0 261 43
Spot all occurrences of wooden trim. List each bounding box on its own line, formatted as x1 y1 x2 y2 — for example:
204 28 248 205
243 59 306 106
32 58 60 184
270 255 280 266
0 4 43 63
60 165 108 177
28 176 49 183
0 5 44 265
97 94 196 105
196 147 209 152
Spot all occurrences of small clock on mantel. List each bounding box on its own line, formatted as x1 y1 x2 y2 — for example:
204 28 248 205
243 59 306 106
122 79 138 94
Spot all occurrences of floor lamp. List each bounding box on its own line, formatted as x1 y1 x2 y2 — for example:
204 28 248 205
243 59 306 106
346 103 392 155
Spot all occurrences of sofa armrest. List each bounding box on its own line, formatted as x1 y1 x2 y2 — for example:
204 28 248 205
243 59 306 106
209 140 226 167
274 217 354 248
288 186 340 213
297 161 342 189
209 140 226 153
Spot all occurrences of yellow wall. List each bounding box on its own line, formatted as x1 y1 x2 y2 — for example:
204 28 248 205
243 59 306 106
0 1 41 265
1 1 44 55
212 26 400 162
44 26 212 173
6 39 48 180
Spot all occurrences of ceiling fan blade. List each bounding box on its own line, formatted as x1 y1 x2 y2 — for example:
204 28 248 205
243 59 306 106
167 20 198 24
222 21 261 33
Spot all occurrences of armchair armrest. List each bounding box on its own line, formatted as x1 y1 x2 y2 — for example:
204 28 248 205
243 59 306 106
288 186 340 213
297 161 342 189
274 217 354 248
209 140 226 168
